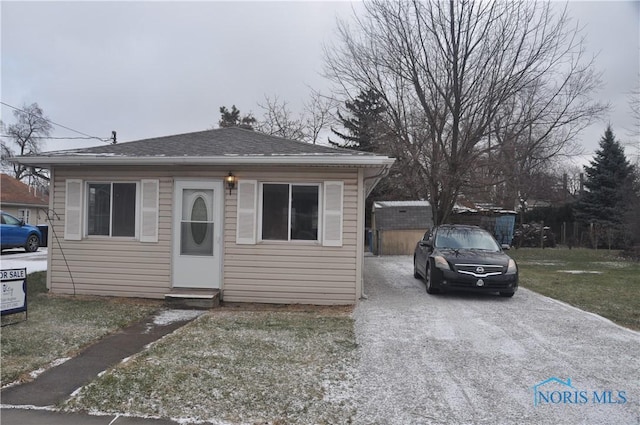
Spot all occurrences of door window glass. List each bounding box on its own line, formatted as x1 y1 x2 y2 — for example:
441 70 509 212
181 189 214 256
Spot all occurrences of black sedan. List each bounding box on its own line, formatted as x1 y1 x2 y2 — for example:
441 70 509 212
414 224 518 297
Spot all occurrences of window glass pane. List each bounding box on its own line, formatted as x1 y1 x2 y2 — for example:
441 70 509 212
181 189 214 256
112 183 136 237
88 183 111 235
181 223 214 255
191 196 209 244
262 184 289 240
291 185 318 240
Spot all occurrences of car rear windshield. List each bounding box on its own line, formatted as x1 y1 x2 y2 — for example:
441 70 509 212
435 229 500 251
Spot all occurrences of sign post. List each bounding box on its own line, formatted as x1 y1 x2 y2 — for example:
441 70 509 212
1 268 28 321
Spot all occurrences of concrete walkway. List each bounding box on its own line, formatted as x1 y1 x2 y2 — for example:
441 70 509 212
1 311 200 425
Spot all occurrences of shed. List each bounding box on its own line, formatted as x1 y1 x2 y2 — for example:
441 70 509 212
371 200 433 255
12 128 395 305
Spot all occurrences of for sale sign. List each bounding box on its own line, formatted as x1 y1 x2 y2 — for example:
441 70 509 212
1 268 27 316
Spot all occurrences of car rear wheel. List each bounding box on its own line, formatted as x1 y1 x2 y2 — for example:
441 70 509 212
25 234 39 253
425 263 439 294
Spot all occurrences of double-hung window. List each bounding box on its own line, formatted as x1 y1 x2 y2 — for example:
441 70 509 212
236 179 342 247
261 183 320 241
64 179 158 242
87 182 137 237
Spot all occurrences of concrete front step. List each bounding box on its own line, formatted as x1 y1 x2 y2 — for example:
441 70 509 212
164 288 220 309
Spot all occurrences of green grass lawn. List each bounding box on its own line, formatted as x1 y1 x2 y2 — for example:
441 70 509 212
62 308 357 424
1 272 162 386
509 247 640 331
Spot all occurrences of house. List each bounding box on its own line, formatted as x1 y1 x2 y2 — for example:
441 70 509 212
0 173 49 225
12 128 394 305
371 201 433 255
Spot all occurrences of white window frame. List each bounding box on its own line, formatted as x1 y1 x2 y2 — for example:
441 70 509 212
84 181 140 239
18 209 31 224
258 182 322 243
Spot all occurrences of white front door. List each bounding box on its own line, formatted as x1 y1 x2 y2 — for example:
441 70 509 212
172 179 223 289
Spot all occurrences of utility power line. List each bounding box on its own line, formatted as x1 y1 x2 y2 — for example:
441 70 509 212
1 101 113 143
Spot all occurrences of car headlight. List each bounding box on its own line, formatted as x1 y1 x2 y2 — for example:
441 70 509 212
506 259 517 275
434 255 450 270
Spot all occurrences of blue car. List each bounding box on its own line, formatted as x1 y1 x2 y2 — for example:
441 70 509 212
1 211 42 252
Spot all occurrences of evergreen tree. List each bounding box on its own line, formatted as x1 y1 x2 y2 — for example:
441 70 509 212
330 89 386 152
218 105 256 130
575 126 635 247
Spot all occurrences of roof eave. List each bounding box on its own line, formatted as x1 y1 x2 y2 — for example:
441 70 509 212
0 201 49 207
12 155 396 168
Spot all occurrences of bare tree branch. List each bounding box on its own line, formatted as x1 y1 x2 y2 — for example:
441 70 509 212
0 102 52 184
324 0 605 224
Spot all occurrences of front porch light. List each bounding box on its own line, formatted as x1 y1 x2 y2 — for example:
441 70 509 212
226 172 236 195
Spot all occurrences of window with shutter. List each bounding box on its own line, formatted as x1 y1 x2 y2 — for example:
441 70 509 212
236 180 257 245
323 181 343 247
260 183 320 241
86 182 137 237
64 179 83 240
140 179 159 242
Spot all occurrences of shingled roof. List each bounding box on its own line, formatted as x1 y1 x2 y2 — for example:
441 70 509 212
0 174 49 207
13 128 393 168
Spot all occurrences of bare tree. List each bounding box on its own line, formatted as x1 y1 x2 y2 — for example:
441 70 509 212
324 0 605 224
255 93 338 145
1 102 52 182
255 95 306 141
303 90 338 145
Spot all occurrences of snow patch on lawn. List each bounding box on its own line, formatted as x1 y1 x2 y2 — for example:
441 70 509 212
558 270 603 274
594 261 629 268
0 403 57 411
152 310 204 326
519 260 564 266
28 357 71 379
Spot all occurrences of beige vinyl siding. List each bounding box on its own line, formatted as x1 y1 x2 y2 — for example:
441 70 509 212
48 166 361 304
50 167 173 299
223 169 360 305
0 205 48 225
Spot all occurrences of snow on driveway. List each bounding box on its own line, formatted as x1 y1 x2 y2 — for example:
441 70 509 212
0 248 47 274
355 256 640 425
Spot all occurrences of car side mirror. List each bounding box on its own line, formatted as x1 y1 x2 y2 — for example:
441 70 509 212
19 219 25 226
420 239 432 248
501 244 510 250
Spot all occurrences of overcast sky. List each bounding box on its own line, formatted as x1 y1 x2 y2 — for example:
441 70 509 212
1 1 638 166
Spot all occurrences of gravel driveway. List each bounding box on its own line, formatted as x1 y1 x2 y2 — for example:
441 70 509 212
354 256 640 425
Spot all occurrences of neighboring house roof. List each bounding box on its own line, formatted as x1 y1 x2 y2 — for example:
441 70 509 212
374 200 431 208
0 173 49 207
12 127 395 168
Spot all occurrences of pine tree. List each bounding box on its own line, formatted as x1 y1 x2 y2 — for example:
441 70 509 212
218 105 256 130
330 89 387 152
575 126 635 247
